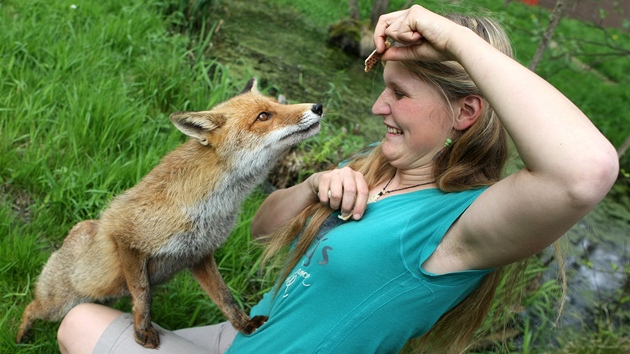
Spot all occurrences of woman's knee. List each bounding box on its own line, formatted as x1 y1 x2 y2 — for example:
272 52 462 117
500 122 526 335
58 303 122 354
58 304 87 339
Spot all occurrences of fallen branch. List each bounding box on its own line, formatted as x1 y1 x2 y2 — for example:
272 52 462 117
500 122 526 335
617 133 630 159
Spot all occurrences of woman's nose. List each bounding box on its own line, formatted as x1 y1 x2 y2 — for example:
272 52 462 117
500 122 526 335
372 91 390 116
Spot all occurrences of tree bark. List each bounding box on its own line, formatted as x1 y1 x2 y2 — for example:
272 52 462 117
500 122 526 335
528 0 574 71
402 0 414 9
348 0 360 21
617 133 630 160
370 0 391 29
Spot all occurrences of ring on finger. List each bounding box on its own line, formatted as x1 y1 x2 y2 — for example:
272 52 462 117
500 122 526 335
327 190 332 198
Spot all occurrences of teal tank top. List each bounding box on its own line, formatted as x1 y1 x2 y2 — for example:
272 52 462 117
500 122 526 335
228 187 491 353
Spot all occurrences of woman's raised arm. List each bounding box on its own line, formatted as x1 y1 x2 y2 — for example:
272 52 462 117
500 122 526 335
376 5 619 269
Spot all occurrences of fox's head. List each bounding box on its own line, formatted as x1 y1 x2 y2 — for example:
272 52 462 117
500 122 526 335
169 78 322 168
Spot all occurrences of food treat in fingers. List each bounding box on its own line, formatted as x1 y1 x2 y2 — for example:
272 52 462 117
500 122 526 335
364 41 392 73
338 213 353 221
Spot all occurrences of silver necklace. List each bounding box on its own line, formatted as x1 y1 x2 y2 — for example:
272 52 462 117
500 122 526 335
367 175 435 203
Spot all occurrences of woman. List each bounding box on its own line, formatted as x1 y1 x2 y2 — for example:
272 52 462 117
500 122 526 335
58 5 618 353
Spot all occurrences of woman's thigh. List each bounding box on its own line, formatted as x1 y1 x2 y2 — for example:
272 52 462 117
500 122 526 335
93 312 236 354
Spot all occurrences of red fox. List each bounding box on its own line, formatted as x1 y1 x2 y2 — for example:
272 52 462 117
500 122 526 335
16 78 323 348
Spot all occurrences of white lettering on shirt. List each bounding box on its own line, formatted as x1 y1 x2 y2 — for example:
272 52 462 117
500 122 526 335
283 268 311 298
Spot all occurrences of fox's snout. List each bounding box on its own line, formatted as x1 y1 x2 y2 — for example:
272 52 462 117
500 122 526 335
311 103 323 116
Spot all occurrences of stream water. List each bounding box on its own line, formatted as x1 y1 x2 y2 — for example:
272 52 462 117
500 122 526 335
557 185 630 331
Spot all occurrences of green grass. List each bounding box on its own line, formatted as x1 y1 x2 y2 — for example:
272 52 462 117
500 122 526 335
0 0 246 352
1 0 629 353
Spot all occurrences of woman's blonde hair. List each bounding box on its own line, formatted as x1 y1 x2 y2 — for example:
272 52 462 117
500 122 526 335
262 13 564 354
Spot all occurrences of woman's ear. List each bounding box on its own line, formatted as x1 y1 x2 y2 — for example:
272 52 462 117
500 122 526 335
454 95 483 130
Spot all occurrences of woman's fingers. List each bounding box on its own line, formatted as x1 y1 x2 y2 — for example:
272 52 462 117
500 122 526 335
347 177 369 220
373 10 405 51
373 5 458 63
314 167 368 220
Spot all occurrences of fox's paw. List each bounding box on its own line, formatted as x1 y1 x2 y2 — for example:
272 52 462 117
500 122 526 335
134 326 160 349
241 315 268 334
16 330 29 344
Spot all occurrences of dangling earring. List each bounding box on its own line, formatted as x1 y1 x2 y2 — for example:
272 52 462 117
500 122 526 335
444 138 453 147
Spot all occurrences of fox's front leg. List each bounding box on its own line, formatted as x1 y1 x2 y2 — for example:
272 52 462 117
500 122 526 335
118 246 160 348
192 253 267 334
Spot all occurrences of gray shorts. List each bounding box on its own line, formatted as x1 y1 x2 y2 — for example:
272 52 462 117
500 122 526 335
93 313 237 354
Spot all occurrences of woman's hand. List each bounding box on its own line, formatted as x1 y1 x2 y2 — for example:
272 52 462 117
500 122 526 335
373 5 462 63
252 167 369 239
308 167 369 221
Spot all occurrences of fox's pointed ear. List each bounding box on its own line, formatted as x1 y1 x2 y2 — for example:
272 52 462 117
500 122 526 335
169 111 223 146
241 78 260 95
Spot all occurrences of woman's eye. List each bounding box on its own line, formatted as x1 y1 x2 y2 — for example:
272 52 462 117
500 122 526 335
256 112 272 121
385 86 405 100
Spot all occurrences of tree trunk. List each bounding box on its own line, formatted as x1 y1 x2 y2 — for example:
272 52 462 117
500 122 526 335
370 0 391 29
617 133 630 160
528 0 573 71
348 0 360 21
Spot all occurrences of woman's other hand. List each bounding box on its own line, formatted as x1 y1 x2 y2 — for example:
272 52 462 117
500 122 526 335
308 167 369 221
373 5 461 63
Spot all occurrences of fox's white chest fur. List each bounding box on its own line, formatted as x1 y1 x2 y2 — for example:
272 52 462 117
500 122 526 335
160 173 258 256
147 149 277 283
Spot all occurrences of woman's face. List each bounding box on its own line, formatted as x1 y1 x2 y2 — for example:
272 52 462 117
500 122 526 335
372 62 452 170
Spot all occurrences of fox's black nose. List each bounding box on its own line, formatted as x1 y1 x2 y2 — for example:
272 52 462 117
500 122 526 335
311 104 323 116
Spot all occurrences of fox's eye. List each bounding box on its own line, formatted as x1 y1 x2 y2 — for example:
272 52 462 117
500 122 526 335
256 112 272 121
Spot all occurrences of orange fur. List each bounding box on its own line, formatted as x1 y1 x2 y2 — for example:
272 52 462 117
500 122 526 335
16 78 323 348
